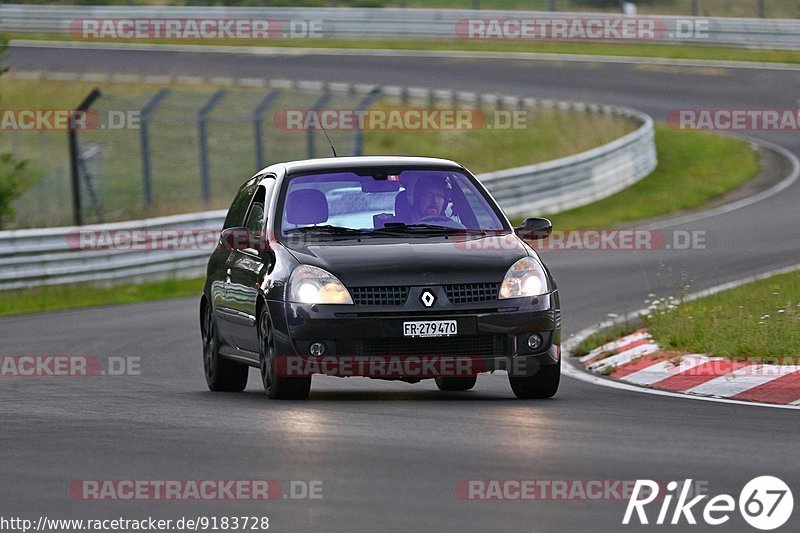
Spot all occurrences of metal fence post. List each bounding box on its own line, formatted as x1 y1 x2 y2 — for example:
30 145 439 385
353 88 381 156
197 90 226 203
307 90 332 159
253 89 282 170
77 143 104 224
68 88 101 227
139 88 170 209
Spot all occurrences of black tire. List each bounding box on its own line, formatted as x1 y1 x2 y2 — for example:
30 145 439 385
202 305 249 392
435 376 477 391
508 363 560 399
259 312 311 400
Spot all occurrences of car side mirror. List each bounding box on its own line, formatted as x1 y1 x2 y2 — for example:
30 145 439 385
219 227 271 255
514 217 553 240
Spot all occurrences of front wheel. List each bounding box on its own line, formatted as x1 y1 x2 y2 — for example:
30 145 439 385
435 376 477 391
202 306 249 392
259 313 311 400
508 363 560 399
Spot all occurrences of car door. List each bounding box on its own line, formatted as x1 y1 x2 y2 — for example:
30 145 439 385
226 179 276 354
215 177 260 347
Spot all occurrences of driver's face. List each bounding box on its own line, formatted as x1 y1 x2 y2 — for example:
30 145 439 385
416 187 445 218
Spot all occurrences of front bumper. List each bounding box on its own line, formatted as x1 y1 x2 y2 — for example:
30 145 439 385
267 291 561 379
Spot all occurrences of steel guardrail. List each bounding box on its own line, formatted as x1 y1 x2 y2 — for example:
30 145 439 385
2 5 799 50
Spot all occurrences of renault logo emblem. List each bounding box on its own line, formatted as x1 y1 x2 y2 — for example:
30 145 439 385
420 289 436 308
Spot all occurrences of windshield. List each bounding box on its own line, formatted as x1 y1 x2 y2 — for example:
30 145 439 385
279 169 507 236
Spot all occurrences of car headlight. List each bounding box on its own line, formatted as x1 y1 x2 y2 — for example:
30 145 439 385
288 265 354 305
499 257 549 299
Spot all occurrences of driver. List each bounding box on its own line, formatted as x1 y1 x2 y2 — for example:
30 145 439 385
412 177 449 222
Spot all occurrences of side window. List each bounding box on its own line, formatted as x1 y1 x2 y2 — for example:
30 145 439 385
223 179 259 229
244 187 266 234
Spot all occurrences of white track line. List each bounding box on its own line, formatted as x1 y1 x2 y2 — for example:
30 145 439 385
563 354 800 411
623 355 711 386
578 331 650 363
586 343 659 373
685 365 800 397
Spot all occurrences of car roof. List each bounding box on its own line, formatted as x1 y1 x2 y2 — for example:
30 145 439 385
260 156 464 176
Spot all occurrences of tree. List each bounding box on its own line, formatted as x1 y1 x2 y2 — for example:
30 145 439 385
0 34 7 76
0 155 26 229
0 35 27 229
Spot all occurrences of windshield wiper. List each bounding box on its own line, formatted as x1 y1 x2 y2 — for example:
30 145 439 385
377 223 466 234
284 225 367 236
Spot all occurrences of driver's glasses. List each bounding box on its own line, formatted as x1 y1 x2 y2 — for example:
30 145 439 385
420 191 445 202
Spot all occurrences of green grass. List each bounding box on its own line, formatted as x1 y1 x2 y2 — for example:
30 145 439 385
12 34 800 65
544 124 759 229
645 270 800 361
575 270 800 362
363 103 634 174
0 277 204 317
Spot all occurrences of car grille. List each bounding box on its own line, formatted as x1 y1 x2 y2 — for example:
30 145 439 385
349 283 500 306
336 309 498 318
353 335 498 357
445 283 500 304
350 286 409 306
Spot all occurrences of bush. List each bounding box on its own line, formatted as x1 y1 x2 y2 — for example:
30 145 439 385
0 154 27 229
0 37 28 229
0 34 7 77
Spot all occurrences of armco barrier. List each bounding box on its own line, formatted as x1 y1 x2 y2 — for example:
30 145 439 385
2 5 800 50
0 84 656 290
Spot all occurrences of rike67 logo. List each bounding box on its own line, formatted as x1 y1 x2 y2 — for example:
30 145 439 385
624 476 793 530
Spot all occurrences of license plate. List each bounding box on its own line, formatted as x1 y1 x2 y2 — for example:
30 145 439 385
403 320 457 338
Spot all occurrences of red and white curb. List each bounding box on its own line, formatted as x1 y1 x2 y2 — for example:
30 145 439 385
578 329 800 406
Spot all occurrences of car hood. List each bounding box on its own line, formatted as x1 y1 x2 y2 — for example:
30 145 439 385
281 234 532 286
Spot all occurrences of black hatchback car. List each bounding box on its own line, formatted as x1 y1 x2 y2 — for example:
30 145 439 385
200 156 560 400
